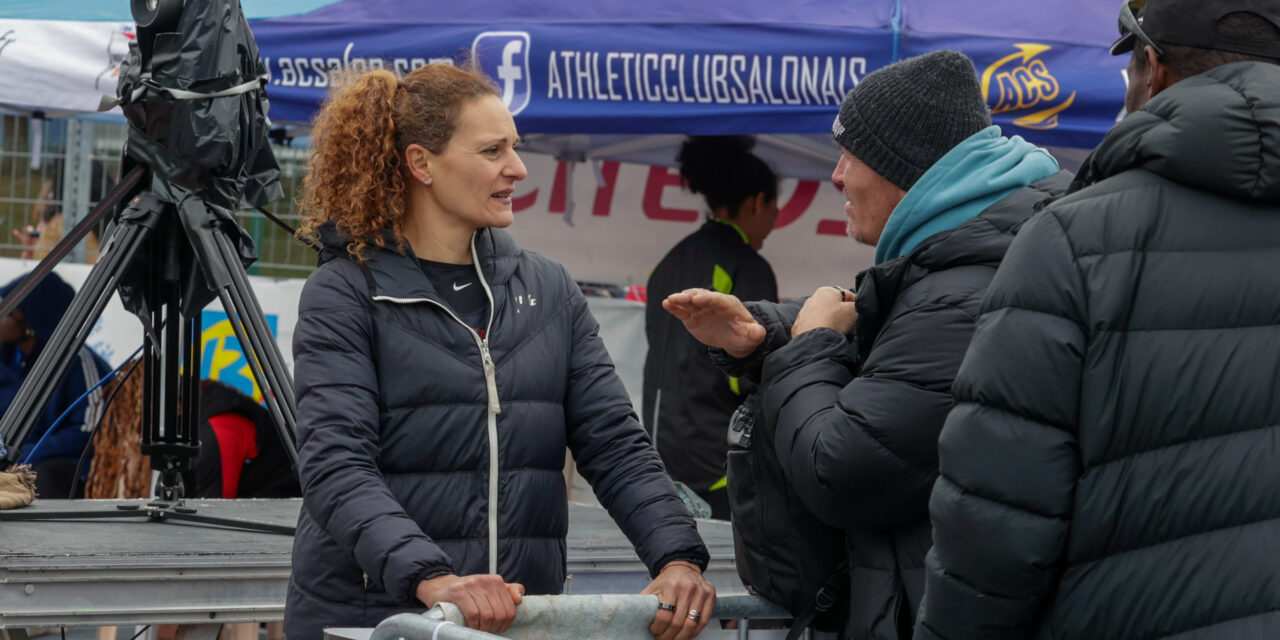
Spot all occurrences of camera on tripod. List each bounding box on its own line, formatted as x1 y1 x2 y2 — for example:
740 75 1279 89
0 0 300 531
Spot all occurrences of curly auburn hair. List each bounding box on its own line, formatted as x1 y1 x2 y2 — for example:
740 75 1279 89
86 358 149 499
297 63 500 261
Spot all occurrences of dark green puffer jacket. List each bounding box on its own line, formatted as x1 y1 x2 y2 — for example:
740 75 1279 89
917 61 1280 640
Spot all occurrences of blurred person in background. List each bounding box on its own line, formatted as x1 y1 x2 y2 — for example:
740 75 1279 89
643 135 779 520
0 271 109 498
193 379 299 499
13 160 115 263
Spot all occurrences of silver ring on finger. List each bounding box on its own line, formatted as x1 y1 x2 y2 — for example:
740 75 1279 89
687 609 701 621
658 602 676 612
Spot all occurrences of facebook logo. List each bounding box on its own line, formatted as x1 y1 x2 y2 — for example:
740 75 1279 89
472 31 532 116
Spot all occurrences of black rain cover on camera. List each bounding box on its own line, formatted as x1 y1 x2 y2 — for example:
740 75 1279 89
113 0 283 318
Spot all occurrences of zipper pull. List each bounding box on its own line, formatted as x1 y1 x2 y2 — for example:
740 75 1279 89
480 340 502 414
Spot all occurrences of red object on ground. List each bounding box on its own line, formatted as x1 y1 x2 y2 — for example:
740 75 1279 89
207 412 259 498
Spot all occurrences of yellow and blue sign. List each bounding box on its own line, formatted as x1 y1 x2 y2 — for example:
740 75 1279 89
903 26 1127 150
981 44 1077 131
200 310 278 404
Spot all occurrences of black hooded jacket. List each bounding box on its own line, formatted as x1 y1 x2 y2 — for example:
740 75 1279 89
715 172 1070 639
916 62 1280 640
285 225 708 638
0 272 109 467
643 219 777 498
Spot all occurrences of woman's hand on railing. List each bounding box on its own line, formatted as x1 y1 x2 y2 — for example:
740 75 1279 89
415 573 525 634
642 560 716 640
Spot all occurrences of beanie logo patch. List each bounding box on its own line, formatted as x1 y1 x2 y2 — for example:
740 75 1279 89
980 43 1077 131
831 116 845 138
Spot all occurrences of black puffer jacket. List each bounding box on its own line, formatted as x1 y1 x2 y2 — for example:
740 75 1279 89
286 226 708 639
917 62 1280 640
718 172 1070 640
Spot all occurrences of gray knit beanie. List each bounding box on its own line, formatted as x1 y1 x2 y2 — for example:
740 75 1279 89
831 50 992 191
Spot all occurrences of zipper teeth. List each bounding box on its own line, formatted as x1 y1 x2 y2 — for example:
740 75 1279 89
470 232 497 340
471 232 500 577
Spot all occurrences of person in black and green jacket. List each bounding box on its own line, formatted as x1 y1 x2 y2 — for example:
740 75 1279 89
643 136 779 519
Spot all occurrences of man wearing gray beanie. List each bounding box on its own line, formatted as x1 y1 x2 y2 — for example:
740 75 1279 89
663 49 1071 639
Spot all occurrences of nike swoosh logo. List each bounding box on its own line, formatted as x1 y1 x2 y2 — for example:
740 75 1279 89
453 282 473 291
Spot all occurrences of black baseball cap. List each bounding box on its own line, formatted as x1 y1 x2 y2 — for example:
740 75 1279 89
1111 0 1280 57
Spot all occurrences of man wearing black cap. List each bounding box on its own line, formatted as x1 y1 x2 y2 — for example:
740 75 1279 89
916 1 1280 639
663 49 1071 639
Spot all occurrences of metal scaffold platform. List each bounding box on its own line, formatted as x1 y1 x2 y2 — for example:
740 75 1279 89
0 499 749 634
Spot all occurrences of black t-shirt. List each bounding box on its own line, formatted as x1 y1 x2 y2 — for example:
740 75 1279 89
416 259 488 332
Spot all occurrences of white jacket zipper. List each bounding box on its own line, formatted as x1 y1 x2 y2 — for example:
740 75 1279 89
372 232 502 575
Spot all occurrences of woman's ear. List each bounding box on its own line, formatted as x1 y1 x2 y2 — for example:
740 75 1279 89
404 144 433 185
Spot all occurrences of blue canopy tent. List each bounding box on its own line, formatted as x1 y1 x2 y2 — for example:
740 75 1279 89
245 0 1128 176
5 0 1127 176
0 0 1133 410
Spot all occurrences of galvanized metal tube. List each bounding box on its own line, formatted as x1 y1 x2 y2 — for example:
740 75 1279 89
368 594 791 640
369 612 507 640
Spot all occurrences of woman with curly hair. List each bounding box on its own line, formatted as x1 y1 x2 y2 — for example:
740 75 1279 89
286 62 715 640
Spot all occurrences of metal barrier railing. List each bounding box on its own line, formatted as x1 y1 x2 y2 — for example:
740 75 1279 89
366 594 796 640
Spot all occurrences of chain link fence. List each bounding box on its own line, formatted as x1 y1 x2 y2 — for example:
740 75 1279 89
0 114 317 279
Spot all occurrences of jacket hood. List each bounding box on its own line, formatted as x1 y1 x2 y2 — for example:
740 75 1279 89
315 222 402 264
0 271 74 351
854 171 1072 356
315 221 522 299
876 126 1060 265
1075 61 1280 202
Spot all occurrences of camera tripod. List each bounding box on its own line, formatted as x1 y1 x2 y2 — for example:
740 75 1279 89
0 0 299 535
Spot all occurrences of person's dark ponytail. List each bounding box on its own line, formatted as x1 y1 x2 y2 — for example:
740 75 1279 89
677 136 778 217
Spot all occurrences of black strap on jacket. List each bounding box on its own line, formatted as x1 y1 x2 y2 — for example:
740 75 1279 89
785 559 851 640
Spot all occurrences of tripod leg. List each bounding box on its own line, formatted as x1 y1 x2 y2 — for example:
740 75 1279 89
210 234 299 468
0 166 144 325
213 232 298 421
217 274 292 424
183 312 201 456
0 223 150 460
216 286 297 470
164 508 296 535
232 274 299 421
141 217 201 501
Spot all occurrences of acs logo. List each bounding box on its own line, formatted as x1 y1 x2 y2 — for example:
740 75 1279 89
472 31 531 116
981 44 1076 130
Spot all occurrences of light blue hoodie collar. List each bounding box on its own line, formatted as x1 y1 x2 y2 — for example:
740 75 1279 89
874 126 1059 265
